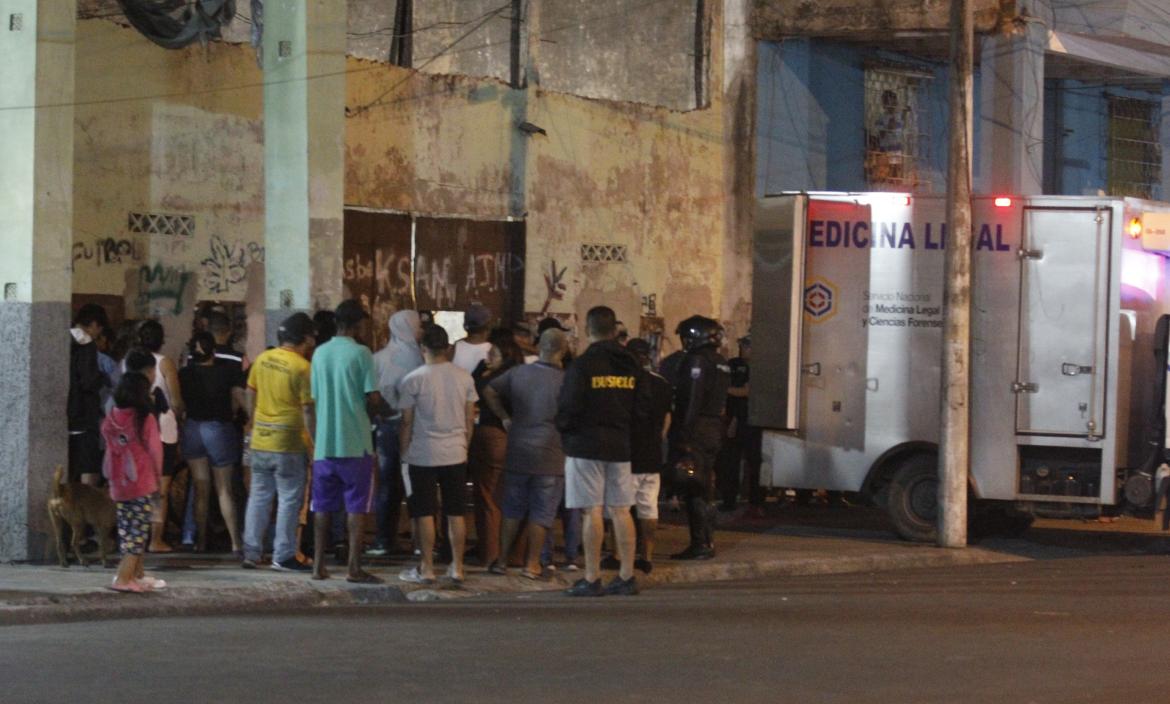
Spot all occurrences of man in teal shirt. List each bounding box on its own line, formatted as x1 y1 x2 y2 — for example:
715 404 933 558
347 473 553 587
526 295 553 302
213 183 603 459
310 300 387 583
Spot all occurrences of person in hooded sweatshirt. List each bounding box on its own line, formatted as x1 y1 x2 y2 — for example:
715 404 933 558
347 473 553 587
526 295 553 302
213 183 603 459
69 304 110 486
101 372 167 593
368 309 425 556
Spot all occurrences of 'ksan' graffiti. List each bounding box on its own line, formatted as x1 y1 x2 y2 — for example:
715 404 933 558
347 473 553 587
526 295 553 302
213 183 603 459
415 255 457 309
344 248 412 298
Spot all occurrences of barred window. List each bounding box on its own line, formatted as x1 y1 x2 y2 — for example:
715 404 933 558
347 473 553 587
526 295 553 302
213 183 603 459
864 67 931 192
1107 95 1162 200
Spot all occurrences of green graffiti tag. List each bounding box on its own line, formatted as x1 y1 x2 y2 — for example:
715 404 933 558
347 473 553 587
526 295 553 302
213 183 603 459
137 264 193 315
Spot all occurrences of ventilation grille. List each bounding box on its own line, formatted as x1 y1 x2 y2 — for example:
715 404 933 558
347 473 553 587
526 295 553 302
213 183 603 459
128 212 195 237
580 243 628 263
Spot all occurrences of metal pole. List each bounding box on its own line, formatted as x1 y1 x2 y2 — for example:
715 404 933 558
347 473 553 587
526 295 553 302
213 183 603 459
938 0 974 548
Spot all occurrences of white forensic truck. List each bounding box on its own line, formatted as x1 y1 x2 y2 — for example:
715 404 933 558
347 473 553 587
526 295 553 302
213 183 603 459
749 192 1170 541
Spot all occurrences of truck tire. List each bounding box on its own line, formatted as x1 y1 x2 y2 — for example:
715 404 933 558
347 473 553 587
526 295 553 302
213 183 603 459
886 453 939 542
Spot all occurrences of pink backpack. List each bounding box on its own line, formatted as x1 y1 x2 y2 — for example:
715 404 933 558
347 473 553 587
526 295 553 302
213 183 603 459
101 408 159 501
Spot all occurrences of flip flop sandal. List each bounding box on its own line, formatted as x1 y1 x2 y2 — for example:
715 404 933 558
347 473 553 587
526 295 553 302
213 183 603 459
346 571 384 584
487 561 508 576
107 580 148 594
520 569 543 581
445 568 466 585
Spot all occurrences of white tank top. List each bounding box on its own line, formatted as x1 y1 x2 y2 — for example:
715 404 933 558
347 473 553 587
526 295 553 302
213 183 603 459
124 352 179 444
152 352 179 444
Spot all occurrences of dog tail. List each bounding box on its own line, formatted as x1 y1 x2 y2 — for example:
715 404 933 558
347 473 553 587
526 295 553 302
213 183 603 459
52 465 65 500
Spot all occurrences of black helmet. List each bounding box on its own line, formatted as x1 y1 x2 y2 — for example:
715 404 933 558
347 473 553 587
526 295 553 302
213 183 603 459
678 315 723 351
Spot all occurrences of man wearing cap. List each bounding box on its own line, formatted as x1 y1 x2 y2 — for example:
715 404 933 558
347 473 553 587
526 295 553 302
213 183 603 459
309 300 386 583
452 303 493 373
241 312 317 571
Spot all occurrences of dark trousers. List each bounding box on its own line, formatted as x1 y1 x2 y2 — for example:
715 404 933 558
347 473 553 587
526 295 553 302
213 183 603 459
681 420 722 548
375 418 405 549
718 422 764 509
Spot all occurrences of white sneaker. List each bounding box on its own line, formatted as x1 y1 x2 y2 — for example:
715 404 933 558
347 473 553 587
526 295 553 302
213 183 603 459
398 567 435 585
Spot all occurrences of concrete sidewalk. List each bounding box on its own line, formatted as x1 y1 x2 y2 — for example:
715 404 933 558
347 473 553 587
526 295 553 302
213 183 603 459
3 506 1163 625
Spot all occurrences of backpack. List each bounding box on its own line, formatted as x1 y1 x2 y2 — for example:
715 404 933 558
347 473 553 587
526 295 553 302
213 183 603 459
101 413 155 492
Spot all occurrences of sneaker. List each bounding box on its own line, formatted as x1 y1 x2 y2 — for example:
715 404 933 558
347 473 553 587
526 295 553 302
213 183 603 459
272 558 312 572
635 558 653 574
398 567 436 585
241 558 258 569
604 576 639 596
363 544 389 558
565 578 605 597
560 561 581 572
599 555 620 570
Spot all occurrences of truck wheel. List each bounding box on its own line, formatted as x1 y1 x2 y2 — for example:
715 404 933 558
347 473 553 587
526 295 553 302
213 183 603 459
887 453 939 542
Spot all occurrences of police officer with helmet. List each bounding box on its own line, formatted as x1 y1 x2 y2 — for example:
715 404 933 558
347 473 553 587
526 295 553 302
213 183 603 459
669 315 730 560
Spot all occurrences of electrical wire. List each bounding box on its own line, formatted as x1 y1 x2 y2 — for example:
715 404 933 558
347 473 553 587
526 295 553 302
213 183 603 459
346 3 511 118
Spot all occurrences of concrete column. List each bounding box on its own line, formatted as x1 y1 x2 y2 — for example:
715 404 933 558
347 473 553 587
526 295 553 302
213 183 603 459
977 21 1046 195
720 0 757 340
0 0 76 561
263 0 346 339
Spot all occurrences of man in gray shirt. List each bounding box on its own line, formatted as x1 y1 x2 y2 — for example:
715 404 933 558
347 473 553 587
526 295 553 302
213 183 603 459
397 325 478 585
482 329 568 579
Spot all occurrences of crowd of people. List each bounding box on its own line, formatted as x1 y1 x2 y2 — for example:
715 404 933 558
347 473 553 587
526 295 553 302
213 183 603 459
66 297 765 596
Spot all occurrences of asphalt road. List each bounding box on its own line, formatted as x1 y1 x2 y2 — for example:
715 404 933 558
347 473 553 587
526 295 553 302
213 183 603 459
4 555 1170 704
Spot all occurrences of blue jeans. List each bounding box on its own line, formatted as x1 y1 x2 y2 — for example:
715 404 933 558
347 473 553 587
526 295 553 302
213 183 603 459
541 505 582 566
243 451 307 564
374 418 404 548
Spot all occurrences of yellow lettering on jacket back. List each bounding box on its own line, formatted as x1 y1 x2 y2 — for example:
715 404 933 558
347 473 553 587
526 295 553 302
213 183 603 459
590 375 635 389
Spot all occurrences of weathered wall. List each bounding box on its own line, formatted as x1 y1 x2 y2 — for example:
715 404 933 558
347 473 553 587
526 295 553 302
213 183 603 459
71 20 265 360
345 26 733 356
350 0 704 110
72 0 750 361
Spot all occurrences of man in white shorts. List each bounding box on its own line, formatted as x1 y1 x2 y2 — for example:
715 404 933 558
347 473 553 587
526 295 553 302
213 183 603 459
555 306 648 596
624 338 672 573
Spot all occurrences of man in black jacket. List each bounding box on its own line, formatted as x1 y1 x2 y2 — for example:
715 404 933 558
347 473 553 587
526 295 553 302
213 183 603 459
68 304 110 485
671 315 730 560
556 306 647 597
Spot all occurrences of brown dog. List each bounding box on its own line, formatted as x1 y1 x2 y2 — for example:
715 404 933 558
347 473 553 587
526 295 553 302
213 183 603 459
48 466 117 567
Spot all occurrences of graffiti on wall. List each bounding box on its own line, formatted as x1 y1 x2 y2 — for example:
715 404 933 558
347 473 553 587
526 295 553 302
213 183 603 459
136 263 194 315
201 234 265 295
541 260 568 314
72 238 146 268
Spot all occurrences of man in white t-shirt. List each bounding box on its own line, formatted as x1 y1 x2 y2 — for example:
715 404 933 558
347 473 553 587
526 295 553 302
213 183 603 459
452 303 493 373
397 325 479 584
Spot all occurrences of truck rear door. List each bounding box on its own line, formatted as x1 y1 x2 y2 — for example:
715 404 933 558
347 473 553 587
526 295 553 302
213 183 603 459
1015 207 1110 437
750 195 806 429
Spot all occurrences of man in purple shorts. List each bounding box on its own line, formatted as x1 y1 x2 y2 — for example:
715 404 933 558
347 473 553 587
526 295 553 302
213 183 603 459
310 300 387 583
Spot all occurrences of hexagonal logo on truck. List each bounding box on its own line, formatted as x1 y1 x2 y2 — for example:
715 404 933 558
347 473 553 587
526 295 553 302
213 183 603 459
803 277 837 322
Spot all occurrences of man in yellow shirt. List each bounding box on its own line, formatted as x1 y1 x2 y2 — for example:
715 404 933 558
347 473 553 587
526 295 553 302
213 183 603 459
241 313 317 571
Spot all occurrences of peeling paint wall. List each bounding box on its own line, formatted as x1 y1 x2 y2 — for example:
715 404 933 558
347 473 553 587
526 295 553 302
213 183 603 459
72 20 265 361
72 0 753 362
345 1 735 358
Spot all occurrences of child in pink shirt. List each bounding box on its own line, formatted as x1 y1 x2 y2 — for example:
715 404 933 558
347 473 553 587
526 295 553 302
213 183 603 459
101 371 167 592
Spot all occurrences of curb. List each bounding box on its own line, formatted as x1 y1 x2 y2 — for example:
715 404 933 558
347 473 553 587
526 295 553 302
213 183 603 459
0 546 1026 626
